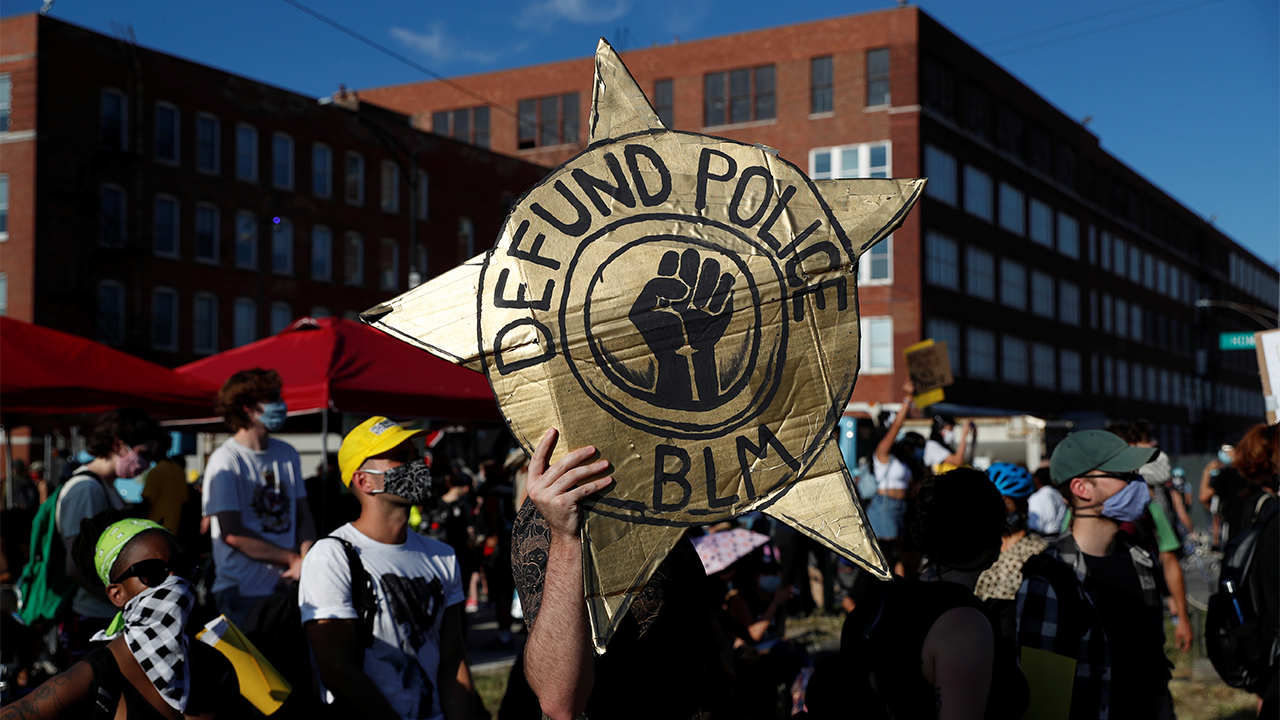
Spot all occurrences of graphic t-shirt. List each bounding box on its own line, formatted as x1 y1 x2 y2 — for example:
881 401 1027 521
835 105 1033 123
298 524 465 720
202 438 304 596
57 468 127 617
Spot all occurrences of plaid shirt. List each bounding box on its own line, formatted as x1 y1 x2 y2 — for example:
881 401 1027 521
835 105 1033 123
1015 532 1161 720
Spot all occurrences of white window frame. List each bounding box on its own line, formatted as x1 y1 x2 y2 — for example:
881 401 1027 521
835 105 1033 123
233 297 257 348
923 145 957 206
235 211 258 269
381 160 400 213
193 292 218 354
153 194 180 259
196 112 220 175
859 236 892 285
966 327 996 380
194 202 220 264
98 280 126 346
860 316 893 374
151 286 179 352
101 88 128 151
99 183 127 247
345 152 365 206
272 132 294 190
235 123 258 182
379 238 399 291
963 166 993 222
271 217 293 276
312 143 332 198
344 231 364 286
153 102 180 166
311 225 332 281
998 182 1024 236
270 302 292 335
809 141 891 180
0 73 11 133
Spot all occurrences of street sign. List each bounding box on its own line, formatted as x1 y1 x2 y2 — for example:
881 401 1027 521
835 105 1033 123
1220 332 1257 350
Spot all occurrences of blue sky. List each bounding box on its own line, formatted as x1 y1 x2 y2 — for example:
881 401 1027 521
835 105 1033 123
9 0 1278 267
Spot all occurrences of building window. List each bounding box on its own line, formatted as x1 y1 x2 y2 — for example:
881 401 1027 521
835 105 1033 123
1129 246 1142 284
810 142 889 179
1059 281 1080 326
1159 368 1171 405
1099 231 1112 272
193 292 218 354
100 184 127 247
1104 357 1115 396
1061 350 1081 393
194 203 219 263
860 236 892 284
653 79 675 127
432 106 491 148
866 48 890 107
811 56 833 114
517 93 580 149
1102 293 1113 334
1156 259 1168 296
925 232 959 290
1130 303 1143 341
1142 252 1155 289
312 144 332 198
310 306 330 319
272 133 294 189
704 66 775 127
1031 270 1054 318
1087 225 1097 264
1029 199 1052 247
998 183 1024 235
963 166 992 221
1132 363 1145 401
196 113 219 174
1058 213 1079 259
1115 298 1128 337
0 273 7 316
921 55 954 119
966 247 995 301
344 232 363 286
416 170 429 220
1032 343 1056 389
270 302 292 335
345 152 364 205
966 327 996 380
0 73 10 131
271 218 293 275
152 287 178 352
98 280 126 346
154 103 179 165
925 318 962 376
235 124 257 182
457 217 474 261
235 211 257 268
154 195 179 258
924 145 956 205
861 317 892 373
312 225 332 281
999 258 1026 310
101 89 127 151
380 161 400 213
233 298 256 347
379 239 399 291
0 174 10 239
1001 335 1028 385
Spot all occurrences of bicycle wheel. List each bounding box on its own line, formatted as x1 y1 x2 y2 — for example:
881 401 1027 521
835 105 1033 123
1181 552 1222 611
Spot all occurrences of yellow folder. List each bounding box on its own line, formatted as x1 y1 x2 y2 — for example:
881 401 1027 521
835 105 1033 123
1020 646 1075 720
196 614 292 715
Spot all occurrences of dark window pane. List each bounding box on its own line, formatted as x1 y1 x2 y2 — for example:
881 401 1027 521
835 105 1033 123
866 48 890 106
474 106 490 148
729 69 751 124
432 112 449 136
197 117 217 171
101 92 124 149
704 72 725 126
452 108 470 142
754 65 775 120
811 56 833 114
562 93 579 143
654 79 674 127
156 107 177 162
540 96 560 146
517 99 537 148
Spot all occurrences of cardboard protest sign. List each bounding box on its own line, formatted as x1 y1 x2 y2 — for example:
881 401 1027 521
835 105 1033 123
1256 329 1280 424
364 39 924 651
903 339 953 408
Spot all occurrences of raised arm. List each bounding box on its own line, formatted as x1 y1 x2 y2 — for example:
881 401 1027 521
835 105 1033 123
875 383 915 465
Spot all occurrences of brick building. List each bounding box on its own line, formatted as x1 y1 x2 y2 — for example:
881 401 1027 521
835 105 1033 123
359 7 1277 451
0 13 547 370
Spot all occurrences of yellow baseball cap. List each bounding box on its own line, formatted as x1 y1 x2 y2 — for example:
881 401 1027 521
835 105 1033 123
338 416 424 486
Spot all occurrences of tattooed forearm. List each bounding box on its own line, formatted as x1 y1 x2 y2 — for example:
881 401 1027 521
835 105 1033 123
1 664 87 720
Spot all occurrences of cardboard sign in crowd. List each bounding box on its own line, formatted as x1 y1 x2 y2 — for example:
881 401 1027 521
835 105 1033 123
366 40 924 651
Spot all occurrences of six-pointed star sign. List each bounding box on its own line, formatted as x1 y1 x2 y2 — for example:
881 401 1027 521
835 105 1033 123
364 39 925 652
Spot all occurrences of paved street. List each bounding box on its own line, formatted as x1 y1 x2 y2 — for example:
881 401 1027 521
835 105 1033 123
463 603 526 673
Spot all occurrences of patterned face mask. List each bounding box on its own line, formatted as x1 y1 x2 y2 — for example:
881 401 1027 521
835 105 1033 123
92 574 194 712
367 459 434 505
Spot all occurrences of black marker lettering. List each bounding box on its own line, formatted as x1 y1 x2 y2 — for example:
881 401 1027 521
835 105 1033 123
653 444 693 512
508 220 561 270
531 180 592 237
493 317 557 375
624 144 672 207
704 447 737 508
695 147 737 212
728 166 774 228
736 426 800 501
756 184 797 252
493 268 555 311
572 153 636 217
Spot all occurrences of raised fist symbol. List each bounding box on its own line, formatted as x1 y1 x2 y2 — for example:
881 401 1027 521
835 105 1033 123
629 248 736 408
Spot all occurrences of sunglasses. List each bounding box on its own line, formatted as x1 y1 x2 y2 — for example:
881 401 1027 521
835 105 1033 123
110 558 191 587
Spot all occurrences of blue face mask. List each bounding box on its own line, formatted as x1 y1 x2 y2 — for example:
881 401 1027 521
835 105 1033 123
1100 479 1149 523
1218 449 1233 465
757 575 782 594
257 401 288 432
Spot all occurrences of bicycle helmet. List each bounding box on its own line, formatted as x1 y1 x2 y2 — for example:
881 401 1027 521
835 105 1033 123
986 462 1034 498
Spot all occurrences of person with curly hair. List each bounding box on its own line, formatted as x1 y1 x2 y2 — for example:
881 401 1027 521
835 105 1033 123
1227 422 1278 715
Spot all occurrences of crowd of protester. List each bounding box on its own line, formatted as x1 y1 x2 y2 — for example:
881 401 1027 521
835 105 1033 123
0 365 1275 719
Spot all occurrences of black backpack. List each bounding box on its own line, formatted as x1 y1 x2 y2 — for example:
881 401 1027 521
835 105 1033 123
1206 493 1279 692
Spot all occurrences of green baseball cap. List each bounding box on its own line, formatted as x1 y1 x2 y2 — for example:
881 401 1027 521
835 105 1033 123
1049 430 1159 486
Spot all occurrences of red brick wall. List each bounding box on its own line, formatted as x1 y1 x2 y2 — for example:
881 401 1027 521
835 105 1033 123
1 15 39 322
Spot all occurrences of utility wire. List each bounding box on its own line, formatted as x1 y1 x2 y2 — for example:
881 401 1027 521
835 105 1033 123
994 0 1236 56
982 0 1176 47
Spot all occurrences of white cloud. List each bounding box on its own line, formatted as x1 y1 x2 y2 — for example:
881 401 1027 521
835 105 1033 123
389 22 504 66
519 0 630 29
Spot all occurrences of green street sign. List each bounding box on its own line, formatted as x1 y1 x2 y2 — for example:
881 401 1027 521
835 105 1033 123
1220 332 1257 350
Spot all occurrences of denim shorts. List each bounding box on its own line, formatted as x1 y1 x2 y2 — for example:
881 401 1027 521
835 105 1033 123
866 494 907 540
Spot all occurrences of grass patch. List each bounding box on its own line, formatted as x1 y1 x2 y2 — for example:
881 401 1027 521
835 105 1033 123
473 666 511 718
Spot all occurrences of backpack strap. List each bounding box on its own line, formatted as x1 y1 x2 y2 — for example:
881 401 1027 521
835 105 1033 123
83 647 124 719
319 536 377 648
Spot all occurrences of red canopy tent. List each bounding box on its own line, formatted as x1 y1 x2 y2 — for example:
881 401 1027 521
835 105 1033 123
0 317 220 422
175 317 499 422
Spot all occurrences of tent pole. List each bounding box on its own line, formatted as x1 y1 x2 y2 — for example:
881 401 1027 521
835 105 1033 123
320 409 329 533
3 425 13 510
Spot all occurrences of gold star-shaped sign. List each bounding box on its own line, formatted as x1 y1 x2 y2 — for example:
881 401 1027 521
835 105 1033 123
364 39 924 652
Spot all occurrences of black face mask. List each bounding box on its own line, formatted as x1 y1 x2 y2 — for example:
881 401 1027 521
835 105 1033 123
368 459 434 505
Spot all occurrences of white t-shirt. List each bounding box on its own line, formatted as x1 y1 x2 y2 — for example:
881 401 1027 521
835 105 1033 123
201 437 305 596
871 454 912 492
1027 484 1068 536
923 439 953 469
56 468 126 617
298 524 465 720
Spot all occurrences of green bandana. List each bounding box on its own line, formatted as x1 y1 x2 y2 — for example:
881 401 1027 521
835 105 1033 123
95 518 168 587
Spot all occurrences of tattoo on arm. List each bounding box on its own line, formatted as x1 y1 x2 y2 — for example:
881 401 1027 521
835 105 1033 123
1 670 81 720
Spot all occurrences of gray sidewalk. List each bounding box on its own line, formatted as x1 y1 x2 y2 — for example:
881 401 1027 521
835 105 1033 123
462 603 526 673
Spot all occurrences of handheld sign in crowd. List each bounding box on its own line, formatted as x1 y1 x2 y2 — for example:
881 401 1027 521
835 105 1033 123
365 40 924 651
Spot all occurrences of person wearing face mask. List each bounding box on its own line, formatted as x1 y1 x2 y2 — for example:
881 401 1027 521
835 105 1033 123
55 408 162 661
1015 430 1173 720
2 508 238 719
202 369 315 627
724 554 804 718
975 463 1046 603
923 413 976 474
298 416 472 720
